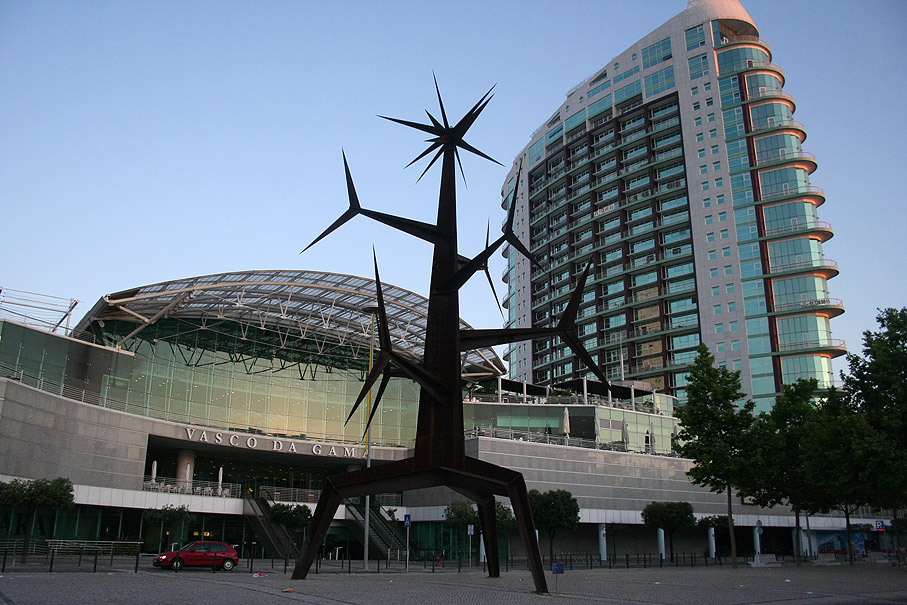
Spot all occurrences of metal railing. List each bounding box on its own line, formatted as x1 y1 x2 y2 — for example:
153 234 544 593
142 476 240 498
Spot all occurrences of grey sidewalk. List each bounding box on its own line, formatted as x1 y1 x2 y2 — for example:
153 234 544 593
1 564 905 604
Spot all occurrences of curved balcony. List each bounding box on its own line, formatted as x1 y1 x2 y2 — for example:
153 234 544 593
771 297 845 319
768 257 839 279
720 59 785 79
775 338 847 358
753 149 817 173
758 184 825 206
745 87 794 104
762 219 833 242
715 34 771 53
748 118 806 141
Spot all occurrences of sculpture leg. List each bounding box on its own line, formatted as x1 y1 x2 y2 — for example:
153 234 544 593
476 495 500 577
507 476 548 593
291 479 342 579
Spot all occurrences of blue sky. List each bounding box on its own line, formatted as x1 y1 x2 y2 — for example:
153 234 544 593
1 0 904 373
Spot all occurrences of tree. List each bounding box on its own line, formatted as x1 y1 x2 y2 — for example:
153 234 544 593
142 504 196 550
641 501 695 562
529 489 579 562
801 389 878 564
444 500 478 558
673 344 755 568
0 477 74 563
743 378 819 566
842 308 907 516
270 503 313 546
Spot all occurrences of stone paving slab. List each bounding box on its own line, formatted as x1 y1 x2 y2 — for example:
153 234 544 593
0 563 904 604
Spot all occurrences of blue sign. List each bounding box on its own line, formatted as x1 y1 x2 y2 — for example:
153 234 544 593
552 562 564 575
875 520 884 531
404 514 411 528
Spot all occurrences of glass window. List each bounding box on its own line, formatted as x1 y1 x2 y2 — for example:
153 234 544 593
731 340 741 351
705 215 713 225
709 250 717 260
704 82 712 91
719 212 727 221
710 268 719 278
685 25 706 51
722 247 731 257
717 194 725 204
689 54 709 79
729 320 738 331
707 232 715 242
709 129 717 138
715 178 723 187
700 165 708 175
728 301 737 312
717 342 726 352
695 117 703 126
714 304 723 315
724 265 733 275
711 286 720 296
702 181 710 191
713 161 722 171
716 323 724 333
698 148 706 158
706 97 714 106
708 113 715 122
726 283 735 294
697 132 704 142
693 101 701 111
711 145 719 154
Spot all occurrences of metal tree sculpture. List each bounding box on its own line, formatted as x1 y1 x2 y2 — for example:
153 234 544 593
292 81 608 593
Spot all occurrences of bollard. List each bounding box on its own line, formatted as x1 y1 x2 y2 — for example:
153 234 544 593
271 557 274 570
483 559 486 574
643 553 647 568
135 551 140 573
692 553 696 567
111 549 115 567
2 549 7 573
93 552 98 573
50 551 55 573
458 557 461 573
660 553 664 568
79 546 84 567
213 554 218 573
249 556 254 574
284 551 288 575
348 555 351 574
625 553 629 568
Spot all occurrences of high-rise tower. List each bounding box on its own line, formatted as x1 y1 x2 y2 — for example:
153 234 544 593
502 0 843 410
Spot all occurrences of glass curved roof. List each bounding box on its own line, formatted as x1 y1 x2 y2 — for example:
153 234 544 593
74 269 505 380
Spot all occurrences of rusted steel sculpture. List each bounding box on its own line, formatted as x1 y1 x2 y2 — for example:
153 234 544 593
292 81 607 593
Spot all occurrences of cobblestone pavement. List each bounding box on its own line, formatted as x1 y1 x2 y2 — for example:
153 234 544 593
0 563 905 604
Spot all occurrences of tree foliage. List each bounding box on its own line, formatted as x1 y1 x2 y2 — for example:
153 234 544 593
641 501 695 561
0 477 74 562
673 344 754 568
142 504 196 533
842 307 907 511
270 503 313 531
529 489 579 561
443 500 478 529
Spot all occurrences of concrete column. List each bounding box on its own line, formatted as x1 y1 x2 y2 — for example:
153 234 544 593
657 528 665 560
708 527 716 558
754 524 762 555
176 449 196 488
598 523 608 561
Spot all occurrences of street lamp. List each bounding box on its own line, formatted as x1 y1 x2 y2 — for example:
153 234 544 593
362 304 379 570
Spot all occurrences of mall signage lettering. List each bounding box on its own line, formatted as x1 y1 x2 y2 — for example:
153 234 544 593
184 428 365 458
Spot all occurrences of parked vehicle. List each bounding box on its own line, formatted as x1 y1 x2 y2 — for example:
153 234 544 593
153 541 239 571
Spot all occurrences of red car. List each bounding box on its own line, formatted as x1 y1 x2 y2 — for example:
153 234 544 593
153 541 239 571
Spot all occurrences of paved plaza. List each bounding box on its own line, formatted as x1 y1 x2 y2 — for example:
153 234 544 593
0 562 905 604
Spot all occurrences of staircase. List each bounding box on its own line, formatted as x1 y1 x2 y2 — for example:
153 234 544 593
345 498 412 558
242 494 300 560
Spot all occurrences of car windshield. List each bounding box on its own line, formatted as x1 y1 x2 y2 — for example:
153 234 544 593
178 542 199 552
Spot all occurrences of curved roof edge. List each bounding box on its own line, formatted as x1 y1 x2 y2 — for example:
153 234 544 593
73 269 505 380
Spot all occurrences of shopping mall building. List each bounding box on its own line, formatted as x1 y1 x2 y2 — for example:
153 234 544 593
0 271 883 561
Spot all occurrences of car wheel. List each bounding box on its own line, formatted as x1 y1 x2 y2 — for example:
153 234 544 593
170 558 183 571
221 559 235 571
